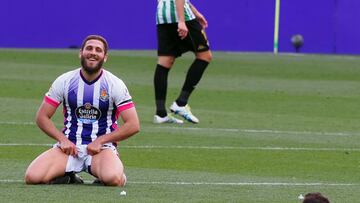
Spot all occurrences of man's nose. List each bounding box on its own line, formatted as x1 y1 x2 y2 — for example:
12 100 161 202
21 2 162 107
89 49 97 54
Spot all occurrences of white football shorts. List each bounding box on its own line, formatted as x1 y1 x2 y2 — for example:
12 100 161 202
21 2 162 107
53 143 118 173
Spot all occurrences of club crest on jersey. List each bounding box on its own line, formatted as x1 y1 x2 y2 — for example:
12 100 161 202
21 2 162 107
100 88 109 102
75 102 101 124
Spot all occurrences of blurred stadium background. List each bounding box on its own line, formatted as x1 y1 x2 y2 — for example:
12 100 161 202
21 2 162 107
2 0 360 54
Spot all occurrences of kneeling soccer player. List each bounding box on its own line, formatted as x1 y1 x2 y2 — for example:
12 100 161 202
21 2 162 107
24 35 140 186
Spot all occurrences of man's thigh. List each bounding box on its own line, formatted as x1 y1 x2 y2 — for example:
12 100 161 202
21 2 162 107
90 149 124 181
157 23 183 57
25 147 68 183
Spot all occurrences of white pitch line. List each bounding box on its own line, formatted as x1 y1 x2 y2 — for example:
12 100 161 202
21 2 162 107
0 121 358 136
153 126 356 136
0 143 52 147
0 121 36 126
0 179 358 186
0 143 359 152
123 145 360 152
129 181 360 186
151 126 239 133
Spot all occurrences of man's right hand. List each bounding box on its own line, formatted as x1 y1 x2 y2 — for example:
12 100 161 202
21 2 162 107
177 21 188 40
59 139 78 156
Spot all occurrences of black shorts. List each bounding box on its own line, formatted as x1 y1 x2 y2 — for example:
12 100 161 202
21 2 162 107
157 19 210 57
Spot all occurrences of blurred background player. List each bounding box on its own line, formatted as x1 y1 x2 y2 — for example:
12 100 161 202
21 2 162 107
154 0 212 124
24 35 140 186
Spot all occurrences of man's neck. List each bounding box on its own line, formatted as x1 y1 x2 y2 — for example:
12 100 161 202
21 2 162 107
80 68 103 83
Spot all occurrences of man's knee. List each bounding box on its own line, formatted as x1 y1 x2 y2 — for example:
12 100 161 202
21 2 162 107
101 173 126 187
24 171 36 184
158 56 175 68
24 170 48 184
196 50 212 62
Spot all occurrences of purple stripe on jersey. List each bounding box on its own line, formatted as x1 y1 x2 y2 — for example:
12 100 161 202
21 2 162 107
66 75 80 144
81 123 93 145
82 83 94 104
81 83 94 145
63 103 68 127
97 120 107 136
68 120 78 143
97 78 110 136
110 106 117 132
68 76 80 110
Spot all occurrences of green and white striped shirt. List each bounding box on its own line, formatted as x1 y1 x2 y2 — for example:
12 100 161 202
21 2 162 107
156 0 196 24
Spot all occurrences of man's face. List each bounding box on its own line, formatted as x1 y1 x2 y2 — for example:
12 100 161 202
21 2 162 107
80 39 107 75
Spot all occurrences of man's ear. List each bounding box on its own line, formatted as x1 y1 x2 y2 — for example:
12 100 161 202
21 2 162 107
104 54 108 63
79 49 82 59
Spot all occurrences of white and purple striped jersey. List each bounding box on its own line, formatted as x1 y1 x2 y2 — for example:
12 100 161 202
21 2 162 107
44 68 135 145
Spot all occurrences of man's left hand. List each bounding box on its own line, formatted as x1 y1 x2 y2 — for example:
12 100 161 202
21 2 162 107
196 13 208 28
87 140 102 156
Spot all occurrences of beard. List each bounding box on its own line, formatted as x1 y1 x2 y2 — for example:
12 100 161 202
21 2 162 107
81 56 104 75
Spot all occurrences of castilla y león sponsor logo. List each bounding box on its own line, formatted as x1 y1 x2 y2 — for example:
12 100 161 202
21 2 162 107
75 103 101 124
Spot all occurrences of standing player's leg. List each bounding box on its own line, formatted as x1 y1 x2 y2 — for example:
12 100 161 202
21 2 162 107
170 21 212 123
155 55 174 117
90 149 126 187
153 56 183 124
176 50 212 108
154 23 183 124
25 147 68 184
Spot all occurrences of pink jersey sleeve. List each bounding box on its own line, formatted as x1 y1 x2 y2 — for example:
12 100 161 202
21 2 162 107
44 95 61 108
115 101 135 119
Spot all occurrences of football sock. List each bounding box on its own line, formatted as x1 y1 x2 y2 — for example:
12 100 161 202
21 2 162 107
176 59 209 106
155 100 167 117
154 64 170 117
175 91 191 107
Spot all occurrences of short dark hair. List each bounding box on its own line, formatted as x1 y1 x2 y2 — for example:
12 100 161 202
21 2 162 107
303 193 330 203
81 35 109 54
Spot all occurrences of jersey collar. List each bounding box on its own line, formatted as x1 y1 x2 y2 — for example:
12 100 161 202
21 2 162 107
80 69 103 85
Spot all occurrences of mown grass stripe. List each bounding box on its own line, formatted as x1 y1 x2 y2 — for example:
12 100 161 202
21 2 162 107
0 179 358 186
0 121 358 136
0 143 359 152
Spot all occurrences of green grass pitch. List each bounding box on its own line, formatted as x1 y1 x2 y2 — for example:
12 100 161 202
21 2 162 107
0 49 360 202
